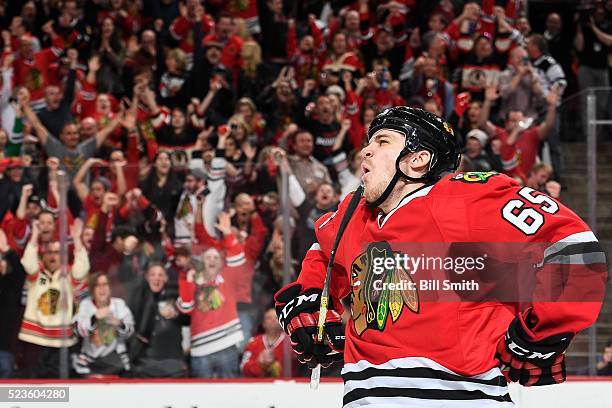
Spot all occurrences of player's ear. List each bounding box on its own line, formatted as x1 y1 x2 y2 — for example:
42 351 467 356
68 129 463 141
404 150 431 176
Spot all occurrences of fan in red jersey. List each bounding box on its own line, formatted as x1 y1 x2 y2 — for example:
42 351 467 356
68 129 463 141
275 106 606 407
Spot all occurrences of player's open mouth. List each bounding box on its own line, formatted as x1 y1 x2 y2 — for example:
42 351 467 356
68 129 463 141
361 164 371 182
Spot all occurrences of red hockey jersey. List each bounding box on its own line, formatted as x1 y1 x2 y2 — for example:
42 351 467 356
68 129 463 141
177 233 253 357
240 333 290 378
297 172 606 407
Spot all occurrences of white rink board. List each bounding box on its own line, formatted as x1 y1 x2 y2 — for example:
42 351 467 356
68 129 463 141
1 380 610 408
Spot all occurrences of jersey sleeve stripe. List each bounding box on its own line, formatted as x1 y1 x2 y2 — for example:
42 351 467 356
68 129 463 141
541 231 598 259
543 251 607 266
226 253 246 266
318 211 337 230
308 243 321 252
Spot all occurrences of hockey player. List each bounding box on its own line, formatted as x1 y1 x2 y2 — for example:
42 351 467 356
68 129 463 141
275 106 606 407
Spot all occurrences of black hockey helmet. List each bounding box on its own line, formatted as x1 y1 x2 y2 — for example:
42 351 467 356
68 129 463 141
365 106 461 208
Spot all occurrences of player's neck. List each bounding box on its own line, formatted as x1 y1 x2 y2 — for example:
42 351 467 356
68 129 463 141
379 181 426 214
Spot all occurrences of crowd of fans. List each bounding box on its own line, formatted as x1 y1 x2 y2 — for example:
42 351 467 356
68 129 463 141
0 0 609 379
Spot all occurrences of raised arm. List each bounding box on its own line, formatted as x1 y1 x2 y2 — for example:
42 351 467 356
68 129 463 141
21 220 41 275
0 54 14 108
21 97 50 146
73 158 103 202
537 88 560 141
589 18 612 47
574 23 584 52
333 118 352 151
16 184 34 220
70 219 90 280
195 80 222 117
46 157 61 205
480 86 501 137
112 158 128 197
94 112 122 149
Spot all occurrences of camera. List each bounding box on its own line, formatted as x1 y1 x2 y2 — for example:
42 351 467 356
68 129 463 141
196 187 210 201
577 0 596 26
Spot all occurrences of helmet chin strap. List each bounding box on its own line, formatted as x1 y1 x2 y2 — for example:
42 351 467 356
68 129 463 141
365 152 435 209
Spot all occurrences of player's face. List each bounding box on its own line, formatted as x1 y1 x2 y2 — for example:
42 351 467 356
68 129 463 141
360 129 405 204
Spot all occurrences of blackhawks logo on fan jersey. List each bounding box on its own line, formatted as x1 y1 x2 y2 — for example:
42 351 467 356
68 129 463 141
350 242 419 336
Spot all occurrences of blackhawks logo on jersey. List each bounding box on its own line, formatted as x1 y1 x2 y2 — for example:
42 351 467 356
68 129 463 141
350 242 419 336
451 171 498 183
37 288 61 315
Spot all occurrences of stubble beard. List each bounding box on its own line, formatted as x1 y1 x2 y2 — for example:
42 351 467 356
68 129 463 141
364 171 392 205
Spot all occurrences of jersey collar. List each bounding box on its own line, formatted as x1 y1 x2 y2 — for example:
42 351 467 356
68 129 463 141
377 184 434 229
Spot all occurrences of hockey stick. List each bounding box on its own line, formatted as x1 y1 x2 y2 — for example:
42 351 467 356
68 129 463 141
311 185 364 389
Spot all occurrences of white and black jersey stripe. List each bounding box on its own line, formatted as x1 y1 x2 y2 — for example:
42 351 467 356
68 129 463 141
342 357 513 407
537 231 606 267
190 318 243 357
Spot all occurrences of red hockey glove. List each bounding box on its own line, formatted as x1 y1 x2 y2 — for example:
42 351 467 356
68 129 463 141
275 283 345 369
496 312 573 386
